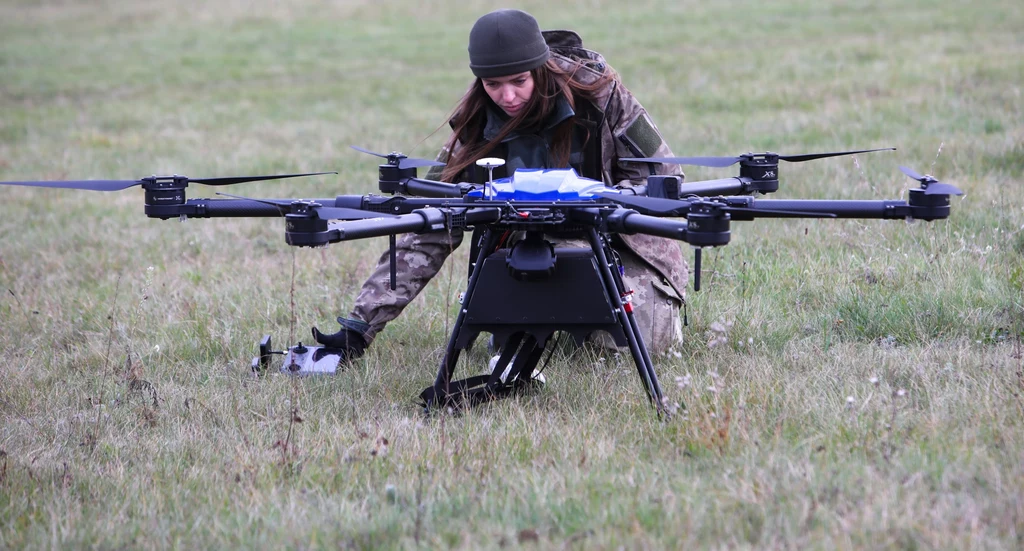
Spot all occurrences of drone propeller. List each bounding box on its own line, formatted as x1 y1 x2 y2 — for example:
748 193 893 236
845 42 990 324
350 146 445 170
215 192 398 220
189 172 338 186
597 192 691 215
622 147 896 168
899 166 963 196
0 179 144 192
0 172 338 192
598 192 834 218
621 156 740 168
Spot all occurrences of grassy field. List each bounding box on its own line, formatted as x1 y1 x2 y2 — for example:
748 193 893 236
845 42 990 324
2 0 1023 548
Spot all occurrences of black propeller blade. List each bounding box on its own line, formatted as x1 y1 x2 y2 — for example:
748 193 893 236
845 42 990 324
0 172 337 192
899 166 963 196
622 147 895 168
215 192 397 220
596 191 690 215
620 155 744 168
350 146 445 170
0 179 145 192
189 172 338 186
776 148 896 163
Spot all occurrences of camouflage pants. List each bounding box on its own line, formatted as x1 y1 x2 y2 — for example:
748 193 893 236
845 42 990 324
595 243 684 353
350 229 684 353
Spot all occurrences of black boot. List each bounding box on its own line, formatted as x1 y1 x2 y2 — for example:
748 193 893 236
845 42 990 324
311 317 369 362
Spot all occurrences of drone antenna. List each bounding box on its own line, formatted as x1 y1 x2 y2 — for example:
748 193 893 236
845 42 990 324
476 158 505 200
389 235 397 291
693 248 702 291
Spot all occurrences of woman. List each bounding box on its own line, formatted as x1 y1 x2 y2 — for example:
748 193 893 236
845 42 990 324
314 9 688 363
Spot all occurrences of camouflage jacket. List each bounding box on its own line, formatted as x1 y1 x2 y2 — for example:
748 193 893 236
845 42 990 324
430 30 689 299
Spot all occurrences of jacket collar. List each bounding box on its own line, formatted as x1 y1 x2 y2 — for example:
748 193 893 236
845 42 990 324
482 96 576 143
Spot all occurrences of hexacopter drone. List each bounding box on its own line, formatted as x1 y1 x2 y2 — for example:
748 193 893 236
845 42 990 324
1 146 961 413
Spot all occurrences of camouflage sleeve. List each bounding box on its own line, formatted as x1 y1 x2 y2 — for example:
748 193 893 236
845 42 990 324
350 134 467 342
423 136 466 182
600 81 684 189
423 143 452 181
597 79 690 303
349 229 464 342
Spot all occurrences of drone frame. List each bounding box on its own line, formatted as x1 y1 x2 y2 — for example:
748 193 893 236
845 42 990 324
0 147 962 413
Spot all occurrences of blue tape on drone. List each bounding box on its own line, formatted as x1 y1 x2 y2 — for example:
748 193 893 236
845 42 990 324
467 168 615 201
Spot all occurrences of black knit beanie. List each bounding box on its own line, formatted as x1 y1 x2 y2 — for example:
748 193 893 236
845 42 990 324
468 9 550 78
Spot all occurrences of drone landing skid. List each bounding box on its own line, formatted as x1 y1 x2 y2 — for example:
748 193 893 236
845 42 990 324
420 228 667 414
251 335 346 375
419 332 547 410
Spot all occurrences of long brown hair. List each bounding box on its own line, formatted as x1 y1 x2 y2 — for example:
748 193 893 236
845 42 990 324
438 57 618 182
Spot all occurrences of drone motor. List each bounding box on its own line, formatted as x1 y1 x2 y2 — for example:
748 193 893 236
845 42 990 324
284 207 333 247
737 154 781 193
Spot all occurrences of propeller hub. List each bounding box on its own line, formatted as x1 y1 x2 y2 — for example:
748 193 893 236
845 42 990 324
138 175 190 190
288 200 323 214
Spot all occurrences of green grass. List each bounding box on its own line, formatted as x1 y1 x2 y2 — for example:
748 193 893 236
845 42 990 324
2 0 1024 548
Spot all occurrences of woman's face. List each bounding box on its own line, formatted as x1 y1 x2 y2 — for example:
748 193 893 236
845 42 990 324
481 71 535 117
